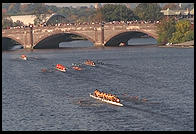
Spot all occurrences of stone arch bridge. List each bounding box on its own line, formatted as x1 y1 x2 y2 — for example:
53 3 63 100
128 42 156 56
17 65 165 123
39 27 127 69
2 23 158 49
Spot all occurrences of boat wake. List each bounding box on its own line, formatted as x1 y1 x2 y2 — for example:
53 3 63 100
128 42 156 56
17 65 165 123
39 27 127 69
72 98 102 107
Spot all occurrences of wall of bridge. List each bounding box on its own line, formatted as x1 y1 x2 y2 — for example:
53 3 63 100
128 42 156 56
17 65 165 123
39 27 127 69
2 28 33 48
32 24 104 48
2 24 158 49
104 24 158 44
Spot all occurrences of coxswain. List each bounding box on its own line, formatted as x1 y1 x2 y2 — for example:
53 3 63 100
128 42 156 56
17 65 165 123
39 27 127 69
116 98 120 103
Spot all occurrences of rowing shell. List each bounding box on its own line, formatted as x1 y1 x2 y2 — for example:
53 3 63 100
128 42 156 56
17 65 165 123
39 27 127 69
89 93 123 106
21 57 27 60
56 68 66 72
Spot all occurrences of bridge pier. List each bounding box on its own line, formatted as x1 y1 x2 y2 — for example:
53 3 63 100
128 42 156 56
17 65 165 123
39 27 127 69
23 27 34 49
23 45 33 49
94 42 105 47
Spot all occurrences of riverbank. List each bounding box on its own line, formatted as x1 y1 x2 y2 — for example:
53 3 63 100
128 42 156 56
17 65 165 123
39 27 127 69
158 40 194 48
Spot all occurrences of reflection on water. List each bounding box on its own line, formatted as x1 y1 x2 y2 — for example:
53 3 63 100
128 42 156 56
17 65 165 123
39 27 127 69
59 37 157 48
128 37 157 45
7 37 157 51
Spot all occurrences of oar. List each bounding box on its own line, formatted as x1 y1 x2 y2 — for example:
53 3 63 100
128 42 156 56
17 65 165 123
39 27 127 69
96 60 104 65
72 63 83 66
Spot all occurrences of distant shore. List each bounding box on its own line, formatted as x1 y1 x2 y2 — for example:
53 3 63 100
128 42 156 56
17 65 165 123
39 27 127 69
158 40 194 48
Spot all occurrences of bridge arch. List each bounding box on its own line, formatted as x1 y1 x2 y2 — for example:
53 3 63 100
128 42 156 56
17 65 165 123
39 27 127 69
33 31 95 48
2 36 25 47
2 36 24 50
104 30 158 46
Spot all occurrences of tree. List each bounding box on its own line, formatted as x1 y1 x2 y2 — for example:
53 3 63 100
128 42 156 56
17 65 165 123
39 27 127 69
91 8 103 22
33 3 50 25
99 4 136 22
183 30 194 41
134 3 164 21
13 20 24 27
157 17 176 44
2 17 14 29
170 19 194 43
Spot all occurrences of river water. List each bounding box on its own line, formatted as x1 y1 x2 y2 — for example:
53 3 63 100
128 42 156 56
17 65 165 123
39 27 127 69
2 38 194 131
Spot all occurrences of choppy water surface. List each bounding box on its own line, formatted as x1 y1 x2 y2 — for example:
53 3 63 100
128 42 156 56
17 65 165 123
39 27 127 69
2 40 194 131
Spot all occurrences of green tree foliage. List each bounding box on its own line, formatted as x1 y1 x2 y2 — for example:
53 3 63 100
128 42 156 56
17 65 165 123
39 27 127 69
71 6 96 23
33 3 50 25
134 3 164 21
57 7 71 19
46 5 58 13
170 19 194 43
2 18 14 29
99 4 136 22
21 4 42 15
157 17 176 44
91 8 103 22
13 20 24 27
2 18 25 29
183 30 194 41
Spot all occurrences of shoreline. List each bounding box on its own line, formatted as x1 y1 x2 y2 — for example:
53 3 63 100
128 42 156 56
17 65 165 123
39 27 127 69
158 40 194 48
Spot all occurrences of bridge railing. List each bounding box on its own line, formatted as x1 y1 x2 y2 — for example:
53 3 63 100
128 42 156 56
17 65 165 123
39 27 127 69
104 24 157 30
2 23 157 34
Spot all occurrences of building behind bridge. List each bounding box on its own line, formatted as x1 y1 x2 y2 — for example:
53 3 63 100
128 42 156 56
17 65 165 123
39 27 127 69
5 14 54 26
5 7 194 26
161 8 194 23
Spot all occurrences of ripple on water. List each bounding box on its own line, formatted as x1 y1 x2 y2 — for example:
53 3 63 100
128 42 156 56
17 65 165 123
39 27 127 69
2 44 194 131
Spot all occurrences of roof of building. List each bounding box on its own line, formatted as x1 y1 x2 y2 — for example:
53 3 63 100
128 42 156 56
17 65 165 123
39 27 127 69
7 14 56 25
190 8 194 15
161 8 176 15
161 8 194 16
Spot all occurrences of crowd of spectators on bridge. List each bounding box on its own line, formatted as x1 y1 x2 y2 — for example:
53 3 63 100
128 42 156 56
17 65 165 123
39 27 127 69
5 20 162 30
105 20 161 25
45 20 161 26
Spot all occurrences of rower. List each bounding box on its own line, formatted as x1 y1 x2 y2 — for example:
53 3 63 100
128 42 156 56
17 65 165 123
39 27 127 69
111 96 115 102
103 93 107 100
100 92 103 98
107 94 111 101
97 90 100 96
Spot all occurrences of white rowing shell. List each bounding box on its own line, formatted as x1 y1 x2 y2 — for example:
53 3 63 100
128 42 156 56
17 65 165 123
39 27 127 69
89 93 123 106
56 68 66 72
